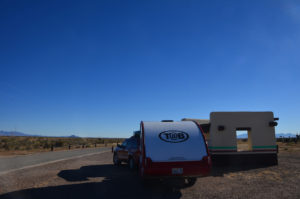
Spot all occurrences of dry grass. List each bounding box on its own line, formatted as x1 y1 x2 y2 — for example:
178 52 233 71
236 139 300 152
277 141 300 152
0 136 125 156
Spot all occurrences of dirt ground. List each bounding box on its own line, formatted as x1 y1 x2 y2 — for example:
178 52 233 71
0 148 300 199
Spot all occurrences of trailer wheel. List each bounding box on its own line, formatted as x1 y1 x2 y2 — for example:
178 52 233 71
129 158 135 170
113 153 120 166
185 177 197 186
140 177 158 186
139 164 145 178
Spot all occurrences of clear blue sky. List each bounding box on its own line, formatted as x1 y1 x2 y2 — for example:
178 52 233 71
0 0 299 137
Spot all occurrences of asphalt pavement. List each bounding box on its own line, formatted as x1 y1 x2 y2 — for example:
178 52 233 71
0 147 110 174
0 150 300 198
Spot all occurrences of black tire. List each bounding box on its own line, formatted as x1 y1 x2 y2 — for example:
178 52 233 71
113 153 121 166
128 158 135 170
185 177 197 186
140 177 158 186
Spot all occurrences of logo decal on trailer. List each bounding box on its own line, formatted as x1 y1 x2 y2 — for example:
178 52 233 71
159 131 189 143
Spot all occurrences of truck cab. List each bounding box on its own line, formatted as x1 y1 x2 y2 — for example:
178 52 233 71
113 132 140 169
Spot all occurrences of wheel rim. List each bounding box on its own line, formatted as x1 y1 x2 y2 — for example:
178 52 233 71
113 154 118 164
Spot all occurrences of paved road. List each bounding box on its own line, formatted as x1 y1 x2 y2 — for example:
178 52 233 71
0 151 300 198
0 147 110 174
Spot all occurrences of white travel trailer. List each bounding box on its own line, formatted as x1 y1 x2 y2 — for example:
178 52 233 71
139 120 211 179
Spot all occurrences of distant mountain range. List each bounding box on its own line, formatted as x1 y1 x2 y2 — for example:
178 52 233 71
0 131 37 137
0 131 79 138
0 130 296 139
237 133 297 139
275 133 298 138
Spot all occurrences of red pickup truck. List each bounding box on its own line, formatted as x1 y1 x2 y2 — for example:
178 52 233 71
113 132 140 169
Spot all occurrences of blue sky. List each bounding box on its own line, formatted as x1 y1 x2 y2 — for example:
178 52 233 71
0 0 300 137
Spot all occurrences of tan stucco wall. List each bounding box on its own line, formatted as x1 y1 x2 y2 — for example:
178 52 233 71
209 112 276 149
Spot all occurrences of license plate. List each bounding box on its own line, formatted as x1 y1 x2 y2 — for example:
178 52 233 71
172 168 183 174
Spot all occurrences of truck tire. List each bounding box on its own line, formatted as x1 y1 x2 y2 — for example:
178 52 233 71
113 153 121 166
185 177 197 186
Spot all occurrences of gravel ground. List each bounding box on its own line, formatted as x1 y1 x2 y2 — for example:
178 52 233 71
0 151 299 199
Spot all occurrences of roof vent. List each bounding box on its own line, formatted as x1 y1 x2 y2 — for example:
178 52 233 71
161 120 174 122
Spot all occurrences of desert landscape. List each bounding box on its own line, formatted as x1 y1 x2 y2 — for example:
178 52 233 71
1 1 300 198
0 139 299 199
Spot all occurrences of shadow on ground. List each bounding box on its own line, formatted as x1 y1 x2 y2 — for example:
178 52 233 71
0 163 272 199
0 164 191 199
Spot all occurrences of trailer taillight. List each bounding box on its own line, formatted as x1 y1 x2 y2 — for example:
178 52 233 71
208 156 211 165
145 157 152 167
203 156 211 165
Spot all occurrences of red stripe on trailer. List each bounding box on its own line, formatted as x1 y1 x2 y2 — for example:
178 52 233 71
143 157 211 177
210 149 277 152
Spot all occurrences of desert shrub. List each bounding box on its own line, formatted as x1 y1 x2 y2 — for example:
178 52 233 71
33 143 41 149
3 143 9 150
54 140 63 147
0 136 125 151
43 142 50 149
